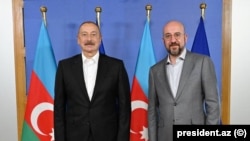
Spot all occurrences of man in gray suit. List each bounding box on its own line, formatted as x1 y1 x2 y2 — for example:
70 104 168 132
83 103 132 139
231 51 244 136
148 20 220 141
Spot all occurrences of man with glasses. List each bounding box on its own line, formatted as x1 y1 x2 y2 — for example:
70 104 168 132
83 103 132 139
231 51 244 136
147 20 220 141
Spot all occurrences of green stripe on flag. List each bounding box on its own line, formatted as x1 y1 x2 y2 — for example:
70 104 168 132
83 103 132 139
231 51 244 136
21 121 39 141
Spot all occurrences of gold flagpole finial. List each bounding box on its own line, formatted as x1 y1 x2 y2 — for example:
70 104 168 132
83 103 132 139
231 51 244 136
200 3 206 19
40 6 47 26
95 6 102 28
145 4 152 22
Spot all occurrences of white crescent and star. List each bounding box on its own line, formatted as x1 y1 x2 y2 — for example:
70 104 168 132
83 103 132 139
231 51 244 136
30 102 53 136
131 100 148 111
130 100 149 141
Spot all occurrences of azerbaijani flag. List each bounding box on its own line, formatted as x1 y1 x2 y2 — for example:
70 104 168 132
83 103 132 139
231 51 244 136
130 20 156 141
21 21 57 141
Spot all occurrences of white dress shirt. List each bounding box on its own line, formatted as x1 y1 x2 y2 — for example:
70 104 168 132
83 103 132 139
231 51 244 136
82 52 99 100
166 48 186 98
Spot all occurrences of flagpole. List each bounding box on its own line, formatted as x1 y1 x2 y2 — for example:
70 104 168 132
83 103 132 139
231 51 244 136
200 3 206 20
95 6 102 28
145 4 152 22
95 6 106 54
40 6 47 26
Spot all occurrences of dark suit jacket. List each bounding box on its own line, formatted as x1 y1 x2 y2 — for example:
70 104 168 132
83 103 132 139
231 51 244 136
54 54 131 141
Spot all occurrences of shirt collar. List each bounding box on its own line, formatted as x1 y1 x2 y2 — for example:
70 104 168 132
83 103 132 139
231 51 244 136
180 48 186 60
167 48 186 64
82 51 100 64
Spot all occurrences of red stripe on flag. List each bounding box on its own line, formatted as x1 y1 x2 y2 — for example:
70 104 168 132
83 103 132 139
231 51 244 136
131 77 148 102
130 77 148 141
24 71 54 141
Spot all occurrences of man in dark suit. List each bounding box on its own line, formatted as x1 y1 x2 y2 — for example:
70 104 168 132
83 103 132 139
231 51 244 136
148 20 220 141
54 21 131 141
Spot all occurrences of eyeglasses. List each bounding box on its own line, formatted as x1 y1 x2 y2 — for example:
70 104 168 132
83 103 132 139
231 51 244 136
164 32 183 41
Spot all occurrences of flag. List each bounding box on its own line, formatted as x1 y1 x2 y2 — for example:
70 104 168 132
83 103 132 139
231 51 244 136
191 16 210 56
21 21 57 141
191 16 222 124
130 20 156 141
96 20 105 54
99 40 105 54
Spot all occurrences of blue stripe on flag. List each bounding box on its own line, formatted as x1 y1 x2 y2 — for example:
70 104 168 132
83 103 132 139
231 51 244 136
135 20 156 97
33 21 57 98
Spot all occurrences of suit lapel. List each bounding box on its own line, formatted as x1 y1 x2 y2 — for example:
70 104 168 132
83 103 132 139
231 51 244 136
91 55 107 101
175 51 194 100
159 57 174 98
72 55 90 101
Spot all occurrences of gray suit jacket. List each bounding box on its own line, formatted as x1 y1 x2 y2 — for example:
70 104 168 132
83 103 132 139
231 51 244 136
148 51 220 141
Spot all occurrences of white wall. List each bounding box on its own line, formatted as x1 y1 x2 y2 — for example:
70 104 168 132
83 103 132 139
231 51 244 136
230 0 250 124
0 0 18 141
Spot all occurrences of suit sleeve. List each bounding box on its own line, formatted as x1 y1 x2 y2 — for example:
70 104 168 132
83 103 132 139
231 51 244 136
54 61 66 141
148 68 157 141
117 61 131 141
202 57 220 124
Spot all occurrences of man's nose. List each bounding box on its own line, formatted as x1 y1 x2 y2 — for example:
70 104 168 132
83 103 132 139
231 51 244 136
170 35 177 42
